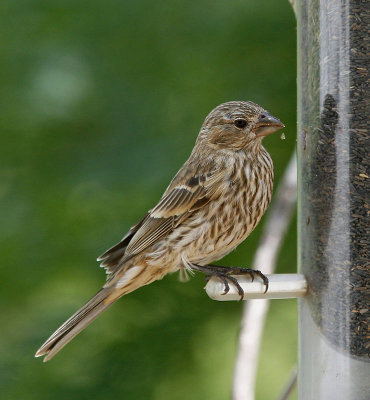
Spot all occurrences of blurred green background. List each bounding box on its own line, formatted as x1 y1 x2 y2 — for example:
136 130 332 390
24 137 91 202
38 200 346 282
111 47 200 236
0 1 297 399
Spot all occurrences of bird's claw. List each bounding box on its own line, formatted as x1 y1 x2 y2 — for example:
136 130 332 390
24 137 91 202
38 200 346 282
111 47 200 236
219 266 269 294
192 264 269 300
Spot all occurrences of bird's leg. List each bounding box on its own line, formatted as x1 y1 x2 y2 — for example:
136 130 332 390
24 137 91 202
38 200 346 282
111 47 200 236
192 264 269 300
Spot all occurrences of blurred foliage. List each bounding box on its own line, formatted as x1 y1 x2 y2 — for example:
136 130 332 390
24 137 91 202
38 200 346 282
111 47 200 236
0 0 296 399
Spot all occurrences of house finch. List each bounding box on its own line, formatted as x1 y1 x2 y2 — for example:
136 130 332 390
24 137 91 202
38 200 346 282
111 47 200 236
36 100 284 361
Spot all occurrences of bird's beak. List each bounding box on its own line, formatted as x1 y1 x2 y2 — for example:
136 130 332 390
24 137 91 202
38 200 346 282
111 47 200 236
254 111 285 137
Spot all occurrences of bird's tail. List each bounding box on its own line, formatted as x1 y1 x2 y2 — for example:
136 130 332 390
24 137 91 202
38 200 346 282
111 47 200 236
35 287 118 362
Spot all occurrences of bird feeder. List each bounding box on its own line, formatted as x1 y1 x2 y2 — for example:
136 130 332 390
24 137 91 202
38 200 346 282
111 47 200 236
297 0 369 398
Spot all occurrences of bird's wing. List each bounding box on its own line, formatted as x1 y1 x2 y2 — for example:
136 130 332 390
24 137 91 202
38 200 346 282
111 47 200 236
97 214 149 273
98 164 222 275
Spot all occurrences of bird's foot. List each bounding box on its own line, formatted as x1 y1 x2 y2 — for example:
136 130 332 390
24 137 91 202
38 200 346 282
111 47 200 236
192 264 269 300
209 265 269 294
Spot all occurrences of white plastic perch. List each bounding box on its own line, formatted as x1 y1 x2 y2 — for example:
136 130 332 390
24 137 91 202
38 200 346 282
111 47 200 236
205 273 307 301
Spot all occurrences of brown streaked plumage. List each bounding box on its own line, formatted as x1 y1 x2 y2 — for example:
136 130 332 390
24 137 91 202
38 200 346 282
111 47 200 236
35 101 284 361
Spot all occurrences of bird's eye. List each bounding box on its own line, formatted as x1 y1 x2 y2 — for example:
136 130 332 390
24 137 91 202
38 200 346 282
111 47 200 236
234 118 247 129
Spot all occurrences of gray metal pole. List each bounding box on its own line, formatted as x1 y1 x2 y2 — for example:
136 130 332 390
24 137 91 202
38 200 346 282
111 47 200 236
297 0 369 399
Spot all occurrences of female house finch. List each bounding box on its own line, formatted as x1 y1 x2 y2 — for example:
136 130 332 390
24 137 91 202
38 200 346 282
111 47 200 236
36 101 284 361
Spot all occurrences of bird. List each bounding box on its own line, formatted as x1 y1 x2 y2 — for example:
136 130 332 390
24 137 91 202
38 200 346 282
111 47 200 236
35 100 284 362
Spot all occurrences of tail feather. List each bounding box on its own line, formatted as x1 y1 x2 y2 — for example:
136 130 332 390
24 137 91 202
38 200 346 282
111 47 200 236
35 288 117 362
35 264 157 362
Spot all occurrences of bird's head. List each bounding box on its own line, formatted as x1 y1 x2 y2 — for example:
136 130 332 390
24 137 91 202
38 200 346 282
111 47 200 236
198 101 284 151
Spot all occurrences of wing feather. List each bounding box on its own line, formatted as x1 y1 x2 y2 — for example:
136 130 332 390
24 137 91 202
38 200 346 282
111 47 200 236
151 185 204 218
98 166 222 276
97 214 149 274
125 217 174 256
123 183 206 259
